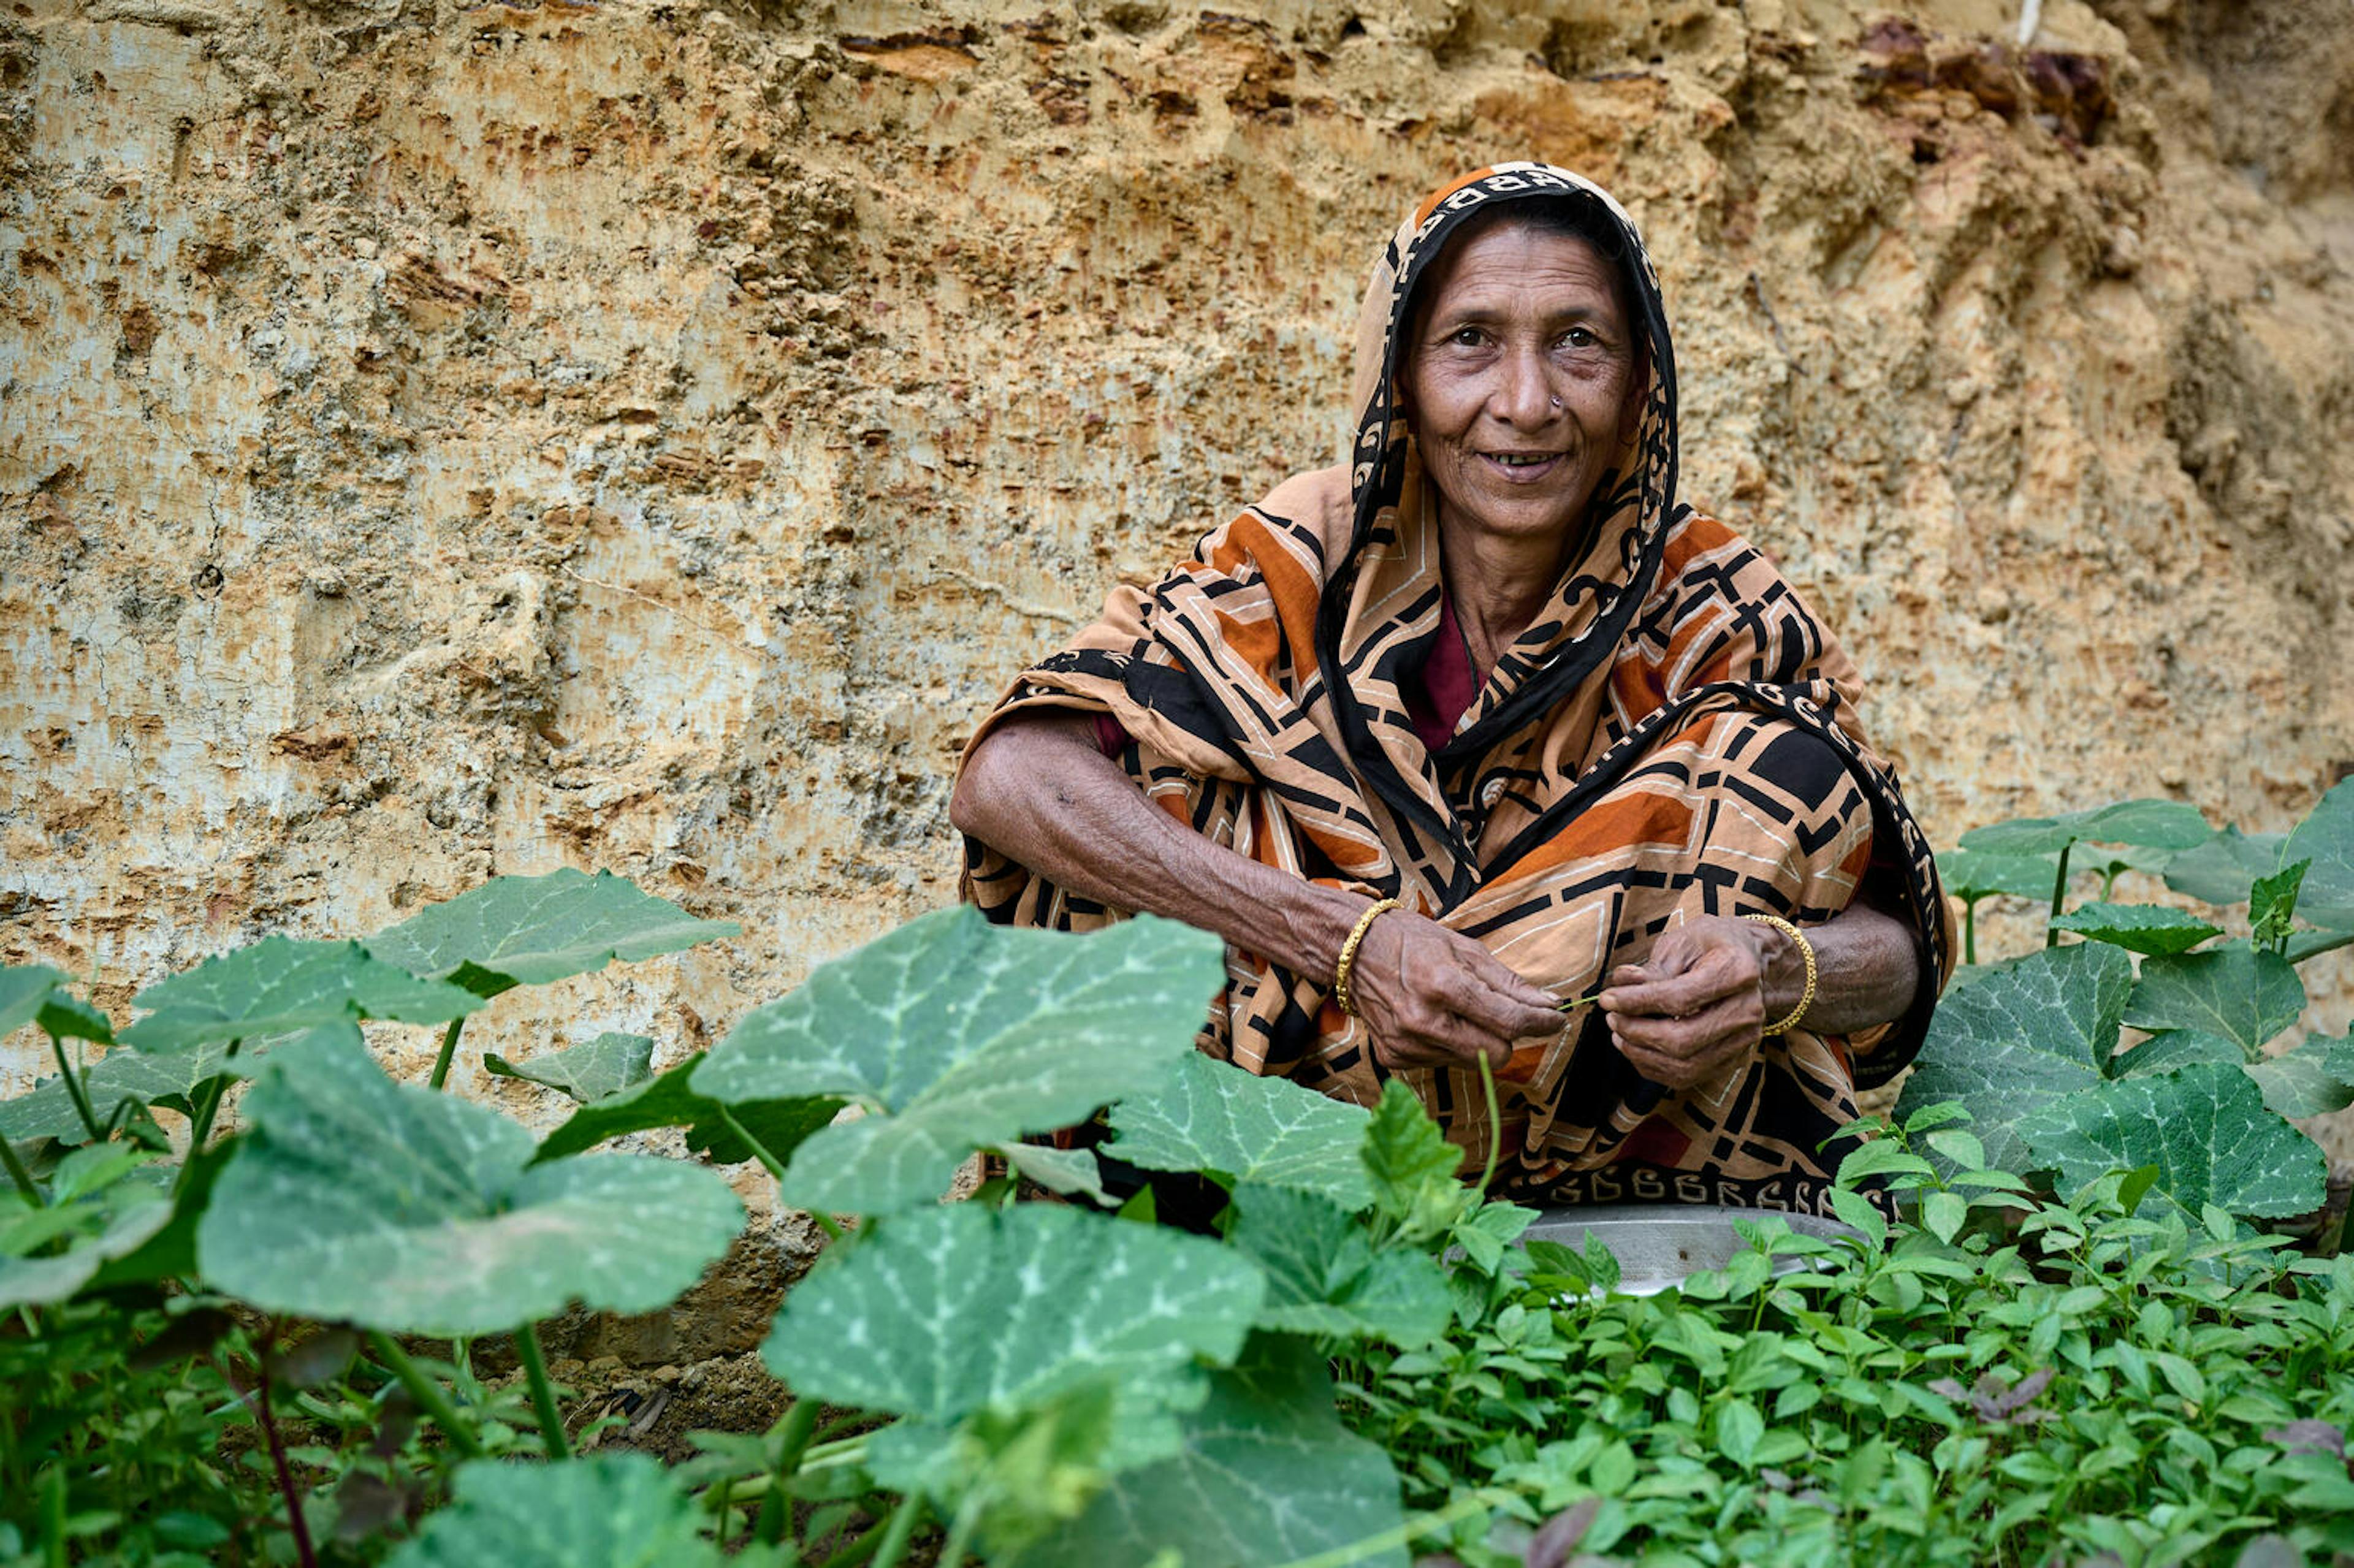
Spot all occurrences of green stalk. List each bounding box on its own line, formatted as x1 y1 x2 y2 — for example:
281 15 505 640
2044 842 2074 947
1476 1052 1504 1195
935 1497 982 1568
50 1035 104 1145
185 1039 242 1152
363 1331 486 1460
1963 900 1978 967
514 1322 569 1460
427 1017 467 1092
717 1105 845 1240
867 1494 925 1568
812 1515 893 1568
1554 989 1604 1012
752 1395 825 1544
0 1132 42 1206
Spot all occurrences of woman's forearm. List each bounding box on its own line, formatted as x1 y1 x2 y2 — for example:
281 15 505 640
951 711 1369 983
1764 899 1922 1035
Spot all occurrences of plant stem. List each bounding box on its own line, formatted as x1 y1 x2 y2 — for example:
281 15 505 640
935 1497 982 1568
50 1035 104 1145
0 1132 42 1206
1555 989 1604 1012
812 1515 893 1568
363 1330 486 1460
752 1395 825 1544
185 1038 243 1152
254 1375 321 1568
514 1322 569 1459
1265 1487 1509 1568
427 1017 467 1092
1964 900 1978 967
867 1494 925 1568
1476 1052 1504 1195
717 1104 845 1239
2044 842 2074 947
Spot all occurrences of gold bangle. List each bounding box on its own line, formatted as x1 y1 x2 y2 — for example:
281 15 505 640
1334 897 1403 1018
1742 913 1818 1036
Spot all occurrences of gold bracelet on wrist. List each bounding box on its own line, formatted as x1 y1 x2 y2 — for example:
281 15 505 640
1742 913 1818 1036
1334 897 1403 1018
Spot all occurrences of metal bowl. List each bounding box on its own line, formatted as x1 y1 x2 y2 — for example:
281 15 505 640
1519 1204 1861 1297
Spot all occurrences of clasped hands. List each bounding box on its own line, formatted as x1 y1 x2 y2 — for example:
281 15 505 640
1349 907 1795 1090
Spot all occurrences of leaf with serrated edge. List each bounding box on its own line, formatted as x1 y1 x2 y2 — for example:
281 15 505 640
2047 903 2221 957
2284 779 2354 929
121 938 481 1055
485 1032 655 1105
763 1203 1262 1456
368 869 741 1000
1225 1184 1451 1347
1960 799 2212 858
1894 943 2132 1173
2247 1033 2354 1119
0 965 61 1038
1004 1331 1408 1568
2109 1030 2241 1079
384 1453 723 1568
2018 1063 2326 1221
198 1025 743 1336
1105 1051 1374 1209
2123 942 2305 1059
0 1034 292 1146
695 908 1225 1215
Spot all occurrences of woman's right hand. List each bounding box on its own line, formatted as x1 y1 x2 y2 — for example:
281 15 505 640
1347 907 1564 1069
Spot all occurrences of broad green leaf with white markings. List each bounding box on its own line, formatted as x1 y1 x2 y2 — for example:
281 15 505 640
695 907 1224 1215
2123 942 2305 1059
2017 1064 2325 1221
1937 848 2059 903
2109 1030 2242 1079
367 869 741 999
2247 1033 2354 1119
2163 827 2288 907
2047 903 2220 957
1005 1333 1408 1568
530 1051 837 1167
993 1143 1115 1206
0 1034 291 1147
485 1032 655 1103
198 1026 743 1335
763 1202 1262 1468
1225 1184 1452 1347
385 1453 725 1568
120 938 481 1054
0 1146 174 1311
1960 800 2213 858
2283 779 2354 929
1894 943 2133 1173
1104 1050 1375 1210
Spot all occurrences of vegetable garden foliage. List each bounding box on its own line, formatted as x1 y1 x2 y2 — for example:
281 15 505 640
1900 782 2354 1232
3 870 2352 1566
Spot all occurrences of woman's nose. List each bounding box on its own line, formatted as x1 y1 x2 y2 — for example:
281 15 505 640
1493 346 1556 427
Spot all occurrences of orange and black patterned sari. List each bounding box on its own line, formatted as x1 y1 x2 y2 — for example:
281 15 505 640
960 164 1954 1215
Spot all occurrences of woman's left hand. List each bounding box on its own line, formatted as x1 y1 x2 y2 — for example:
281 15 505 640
1596 915 1799 1090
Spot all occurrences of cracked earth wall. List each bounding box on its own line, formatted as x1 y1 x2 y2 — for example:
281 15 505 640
6 0 2354 1211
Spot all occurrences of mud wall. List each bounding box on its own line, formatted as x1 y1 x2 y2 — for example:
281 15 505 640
5 0 2353 1149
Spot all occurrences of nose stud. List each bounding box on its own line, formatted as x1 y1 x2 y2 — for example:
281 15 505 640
1550 395 1563 409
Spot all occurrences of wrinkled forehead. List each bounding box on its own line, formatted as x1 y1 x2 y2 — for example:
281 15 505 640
1403 209 1635 341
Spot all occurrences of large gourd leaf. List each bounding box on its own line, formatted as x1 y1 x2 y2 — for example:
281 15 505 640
120 938 481 1054
0 1034 292 1147
2285 780 2354 929
485 1032 655 1102
2163 828 2290 907
2108 1030 2242 1079
2047 903 2221 957
1893 942 2133 1173
2017 1063 2326 1221
2122 942 2305 1059
1936 848 2060 903
0 1146 175 1310
384 1453 726 1568
693 907 1224 1215
0 965 61 1037
2247 1033 2354 1119
367 869 741 1000
1103 1050 1375 1210
1006 1333 1409 1568
531 1052 838 1168
1225 1184 1452 1347
764 1202 1262 1455
1959 799 2214 858
197 1026 743 1335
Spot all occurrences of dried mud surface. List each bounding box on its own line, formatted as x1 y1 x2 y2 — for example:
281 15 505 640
5 0 2354 1205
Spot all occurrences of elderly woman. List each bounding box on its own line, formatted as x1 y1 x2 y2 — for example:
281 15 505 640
951 164 1952 1214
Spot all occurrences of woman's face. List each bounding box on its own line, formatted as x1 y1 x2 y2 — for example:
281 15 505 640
1403 223 1637 554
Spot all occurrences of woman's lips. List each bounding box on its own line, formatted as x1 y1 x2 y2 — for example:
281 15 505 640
1478 452 1565 481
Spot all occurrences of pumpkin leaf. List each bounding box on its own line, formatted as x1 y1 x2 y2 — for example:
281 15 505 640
485 1032 656 1105
0 1147 175 1311
693 907 1224 1216
526 1051 837 1168
1959 799 2213 858
1893 942 2132 1173
2163 828 2290 907
120 938 481 1055
2108 1030 2242 1079
1937 848 2060 903
2246 1033 2354 1119
992 1143 1116 1206
1103 1050 1375 1211
197 1025 743 1336
0 1034 291 1147
1225 1184 1452 1347
2283 779 2354 929
384 1453 725 1568
0 965 62 1038
366 869 740 1000
2122 942 2305 1060
2047 903 2221 957
2017 1064 2326 1222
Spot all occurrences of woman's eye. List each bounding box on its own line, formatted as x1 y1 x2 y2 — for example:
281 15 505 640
1560 327 1598 349
1447 326 1486 348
